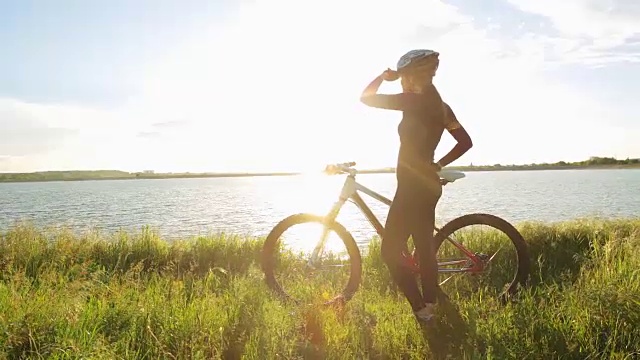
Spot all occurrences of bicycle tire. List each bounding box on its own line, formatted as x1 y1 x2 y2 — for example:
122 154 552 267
261 213 363 305
432 213 531 301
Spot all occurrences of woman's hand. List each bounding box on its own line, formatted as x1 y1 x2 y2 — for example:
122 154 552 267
381 68 399 81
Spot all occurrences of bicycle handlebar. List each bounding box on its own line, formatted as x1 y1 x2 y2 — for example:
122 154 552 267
324 162 357 175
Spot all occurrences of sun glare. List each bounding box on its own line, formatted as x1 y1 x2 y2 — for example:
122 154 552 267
131 0 423 174
136 0 578 174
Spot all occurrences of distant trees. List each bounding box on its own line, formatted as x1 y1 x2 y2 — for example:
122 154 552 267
1 156 639 182
583 157 639 165
448 156 640 171
0 170 133 182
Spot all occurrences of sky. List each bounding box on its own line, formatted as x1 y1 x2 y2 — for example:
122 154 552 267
1 0 639 173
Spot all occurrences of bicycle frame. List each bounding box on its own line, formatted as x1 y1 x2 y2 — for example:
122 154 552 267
308 171 485 276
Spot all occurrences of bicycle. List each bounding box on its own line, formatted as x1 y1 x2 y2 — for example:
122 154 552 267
260 162 530 305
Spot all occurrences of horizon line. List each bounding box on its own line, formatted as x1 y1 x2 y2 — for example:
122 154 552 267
1 156 638 176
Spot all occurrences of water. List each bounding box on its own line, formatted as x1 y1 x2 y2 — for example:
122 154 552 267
1 169 639 249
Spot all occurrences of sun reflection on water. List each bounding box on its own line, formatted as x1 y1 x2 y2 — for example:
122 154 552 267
278 221 350 258
265 173 345 215
254 172 366 256
250 172 398 251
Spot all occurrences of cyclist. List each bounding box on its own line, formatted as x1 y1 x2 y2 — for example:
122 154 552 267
359 49 473 323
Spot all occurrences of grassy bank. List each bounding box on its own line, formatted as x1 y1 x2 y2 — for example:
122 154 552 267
0 219 639 359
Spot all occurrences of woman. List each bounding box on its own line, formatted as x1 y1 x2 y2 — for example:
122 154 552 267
360 49 473 323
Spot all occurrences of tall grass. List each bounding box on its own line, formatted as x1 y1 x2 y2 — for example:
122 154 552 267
0 218 638 359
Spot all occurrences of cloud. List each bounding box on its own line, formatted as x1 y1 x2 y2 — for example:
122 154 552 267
507 0 640 65
508 0 640 39
0 99 80 157
136 131 161 139
0 97 149 172
1 1 638 173
151 120 189 129
136 121 188 139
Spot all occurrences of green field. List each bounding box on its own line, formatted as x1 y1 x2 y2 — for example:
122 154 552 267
0 219 638 359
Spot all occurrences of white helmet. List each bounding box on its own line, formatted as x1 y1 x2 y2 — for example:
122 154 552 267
396 49 439 72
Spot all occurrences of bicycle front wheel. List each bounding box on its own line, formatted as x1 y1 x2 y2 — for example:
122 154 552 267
261 213 362 305
433 213 531 302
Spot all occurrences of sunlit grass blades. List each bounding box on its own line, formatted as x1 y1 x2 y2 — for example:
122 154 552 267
0 218 638 358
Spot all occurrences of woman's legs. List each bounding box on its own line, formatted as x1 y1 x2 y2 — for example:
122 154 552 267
382 185 424 311
382 172 442 312
411 196 440 304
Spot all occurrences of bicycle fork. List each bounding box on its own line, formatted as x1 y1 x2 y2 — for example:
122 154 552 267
307 175 355 268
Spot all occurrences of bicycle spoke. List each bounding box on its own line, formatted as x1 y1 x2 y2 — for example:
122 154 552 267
269 220 353 303
439 274 458 286
435 217 524 301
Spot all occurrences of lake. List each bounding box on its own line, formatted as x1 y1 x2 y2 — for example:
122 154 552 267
1 169 639 249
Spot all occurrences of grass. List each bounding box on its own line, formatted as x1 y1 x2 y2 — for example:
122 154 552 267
0 218 639 359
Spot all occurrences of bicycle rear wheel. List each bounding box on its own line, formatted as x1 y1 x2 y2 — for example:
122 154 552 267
261 213 362 305
432 213 530 302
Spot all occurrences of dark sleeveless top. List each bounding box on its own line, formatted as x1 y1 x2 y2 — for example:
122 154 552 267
360 84 461 184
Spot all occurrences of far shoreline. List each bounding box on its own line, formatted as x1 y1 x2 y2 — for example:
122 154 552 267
1 158 638 184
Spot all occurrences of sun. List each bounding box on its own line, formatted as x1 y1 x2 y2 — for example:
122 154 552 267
133 0 422 174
